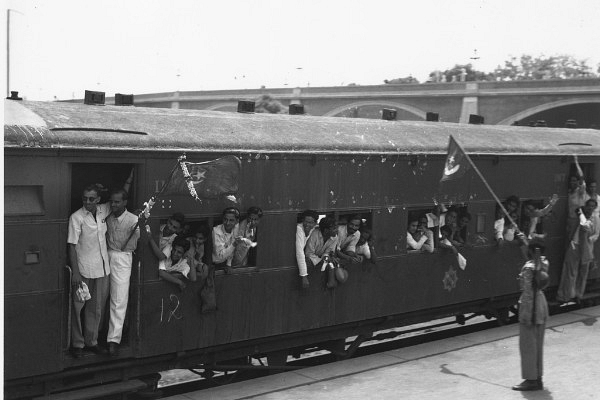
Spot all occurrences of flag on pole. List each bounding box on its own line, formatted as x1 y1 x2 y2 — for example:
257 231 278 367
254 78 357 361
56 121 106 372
440 135 471 182
161 155 242 200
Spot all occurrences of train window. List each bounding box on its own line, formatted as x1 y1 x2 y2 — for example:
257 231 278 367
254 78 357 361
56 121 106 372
209 211 260 271
406 208 435 254
521 199 550 239
4 185 45 216
407 205 472 252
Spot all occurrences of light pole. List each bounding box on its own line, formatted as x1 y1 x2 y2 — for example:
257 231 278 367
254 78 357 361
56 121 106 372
6 8 24 98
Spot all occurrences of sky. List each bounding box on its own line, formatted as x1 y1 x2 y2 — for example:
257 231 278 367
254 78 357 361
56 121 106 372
4 0 600 101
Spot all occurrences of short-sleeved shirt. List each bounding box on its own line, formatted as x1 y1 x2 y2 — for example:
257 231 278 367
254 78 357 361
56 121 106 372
67 203 110 278
106 209 140 253
159 243 191 277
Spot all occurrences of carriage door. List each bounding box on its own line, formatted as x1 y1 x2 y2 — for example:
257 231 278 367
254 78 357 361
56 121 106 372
69 163 139 352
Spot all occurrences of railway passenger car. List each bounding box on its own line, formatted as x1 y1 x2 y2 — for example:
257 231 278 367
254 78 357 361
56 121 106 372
4 98 600 399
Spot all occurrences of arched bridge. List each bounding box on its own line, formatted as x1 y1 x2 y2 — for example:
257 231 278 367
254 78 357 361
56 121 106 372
133 79 600 128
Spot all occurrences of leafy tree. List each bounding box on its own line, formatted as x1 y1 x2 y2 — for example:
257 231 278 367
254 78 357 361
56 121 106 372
384 76 419 84
254 94 287 114
425 55 598 82
427 64 492 83
492 54 596 81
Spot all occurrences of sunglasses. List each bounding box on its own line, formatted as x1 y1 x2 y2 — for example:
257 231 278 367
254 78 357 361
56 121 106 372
82 196 98 202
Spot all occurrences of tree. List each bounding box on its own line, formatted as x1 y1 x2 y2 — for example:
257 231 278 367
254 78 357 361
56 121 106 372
428 64 492 83
254 94 287 114
425 54 598 83
492 54 597 81
383 76 419 84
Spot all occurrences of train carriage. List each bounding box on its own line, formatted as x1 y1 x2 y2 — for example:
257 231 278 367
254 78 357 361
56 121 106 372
4 98 600 399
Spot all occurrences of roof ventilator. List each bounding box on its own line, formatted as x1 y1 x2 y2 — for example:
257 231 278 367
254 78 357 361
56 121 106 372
6 91 22 100
115 93 134 106
381 108 397 121
84 90 105 105
237 100 255 113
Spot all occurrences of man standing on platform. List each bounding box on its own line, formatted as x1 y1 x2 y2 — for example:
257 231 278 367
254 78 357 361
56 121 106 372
513 241 549 391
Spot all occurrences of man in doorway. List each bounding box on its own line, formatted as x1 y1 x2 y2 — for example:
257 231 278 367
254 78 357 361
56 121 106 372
557 198 600 303
68 184 111 357
105 189 140 357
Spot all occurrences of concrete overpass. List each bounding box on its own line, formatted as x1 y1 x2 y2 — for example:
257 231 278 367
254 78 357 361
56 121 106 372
132 79 600 128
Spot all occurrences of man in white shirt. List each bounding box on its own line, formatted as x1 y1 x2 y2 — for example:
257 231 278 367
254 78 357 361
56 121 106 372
557 198 600 303
212 207 242 273
148 212 185 262
335 215 362 264
68 184 111 357
105 189 140 357
296 210 319 289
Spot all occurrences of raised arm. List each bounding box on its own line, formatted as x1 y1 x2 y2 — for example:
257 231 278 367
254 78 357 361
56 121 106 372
532 194 559 218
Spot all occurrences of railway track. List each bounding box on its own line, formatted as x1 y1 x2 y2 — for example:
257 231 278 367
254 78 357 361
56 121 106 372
150 298 594 400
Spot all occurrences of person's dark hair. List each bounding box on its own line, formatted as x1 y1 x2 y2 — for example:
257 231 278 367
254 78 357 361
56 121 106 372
172 236 190 253
246 206 263 218
506 195 520 206
300 209 319 222
586 198 598 208
222 207 240 220
408 215 420 225
318 216 337 232
192 223 211 238
110 188 129 201
83 184 103 197
359 226 373 240
440 225 453 237
348 214 362 225
170 212 185 225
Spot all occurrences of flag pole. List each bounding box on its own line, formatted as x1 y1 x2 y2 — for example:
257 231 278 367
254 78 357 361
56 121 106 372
449 135 520 232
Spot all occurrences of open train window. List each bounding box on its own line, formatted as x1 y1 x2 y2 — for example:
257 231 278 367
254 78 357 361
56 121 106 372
4 185 45 216
406 205 471 253
521 198 553 240
406 208 436 254
162 217 214 269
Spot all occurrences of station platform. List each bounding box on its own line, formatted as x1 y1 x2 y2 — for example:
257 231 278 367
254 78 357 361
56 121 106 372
163 305 600 400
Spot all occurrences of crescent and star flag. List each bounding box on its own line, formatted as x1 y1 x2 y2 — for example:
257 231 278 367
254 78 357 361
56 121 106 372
161 155 242 200
440 135 471 183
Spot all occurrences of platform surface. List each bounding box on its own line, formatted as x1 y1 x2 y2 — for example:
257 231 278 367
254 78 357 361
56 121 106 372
164 305 600 400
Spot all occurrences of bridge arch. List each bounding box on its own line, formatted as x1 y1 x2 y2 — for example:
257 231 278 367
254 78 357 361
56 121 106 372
323 101 427 119
497 97 600 126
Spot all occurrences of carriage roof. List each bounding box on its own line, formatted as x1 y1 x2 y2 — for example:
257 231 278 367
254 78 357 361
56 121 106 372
5 99 600 156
